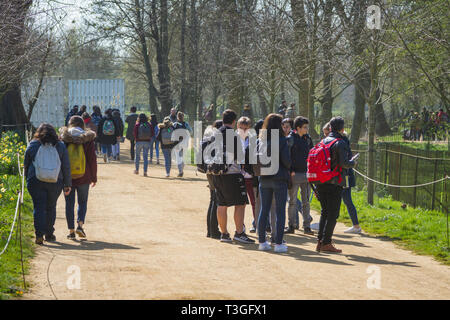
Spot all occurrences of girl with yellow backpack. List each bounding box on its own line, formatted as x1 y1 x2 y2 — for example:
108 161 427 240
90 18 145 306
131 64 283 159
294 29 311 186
60 116 97 239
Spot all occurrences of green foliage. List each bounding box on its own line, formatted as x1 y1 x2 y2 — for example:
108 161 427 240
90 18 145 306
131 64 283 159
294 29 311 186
311 190 449 265
0 132 34 299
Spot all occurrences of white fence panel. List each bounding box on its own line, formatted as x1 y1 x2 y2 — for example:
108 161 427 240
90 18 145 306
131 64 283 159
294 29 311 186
68 79 125 116
22 77 65 128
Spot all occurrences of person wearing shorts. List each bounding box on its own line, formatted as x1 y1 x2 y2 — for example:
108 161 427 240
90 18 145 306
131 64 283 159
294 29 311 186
213 109 255 244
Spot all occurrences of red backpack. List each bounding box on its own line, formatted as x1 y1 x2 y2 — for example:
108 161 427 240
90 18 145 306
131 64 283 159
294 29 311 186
307 138 342 183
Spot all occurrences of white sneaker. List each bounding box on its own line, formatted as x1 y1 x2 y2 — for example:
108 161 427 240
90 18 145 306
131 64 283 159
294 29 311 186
274 243 288 253
344 226 362 234
258 242 271 251
165 173 170 177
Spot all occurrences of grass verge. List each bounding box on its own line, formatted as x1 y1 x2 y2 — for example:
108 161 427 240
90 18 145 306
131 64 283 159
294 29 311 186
311 189 449 265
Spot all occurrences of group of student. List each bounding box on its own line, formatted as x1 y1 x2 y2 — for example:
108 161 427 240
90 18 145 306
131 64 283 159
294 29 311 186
24 116 98 245
66 105 124 162
203 109 361 254
127 107 193 177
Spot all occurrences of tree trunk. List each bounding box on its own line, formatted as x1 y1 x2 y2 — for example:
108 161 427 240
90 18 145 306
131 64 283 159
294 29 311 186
155 0 173 117
350 71 368 144
179 0 188 113
375 88 392 136
0 85 30 135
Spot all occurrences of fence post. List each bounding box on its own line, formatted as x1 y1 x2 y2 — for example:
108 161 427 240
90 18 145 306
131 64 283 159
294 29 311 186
412 154 419 208
397 149 402 201
431 159 438 210
384 146 388 184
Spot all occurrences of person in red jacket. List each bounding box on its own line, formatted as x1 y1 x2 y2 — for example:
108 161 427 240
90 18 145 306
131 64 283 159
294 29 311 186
60 115 97 239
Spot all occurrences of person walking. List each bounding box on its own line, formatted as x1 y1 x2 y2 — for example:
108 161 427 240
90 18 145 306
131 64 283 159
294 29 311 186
125 106 139 160
77 105 87 116
257 113 291 253
286 116 314 235
97 108 119 163
212 109 254 244
157 117 178 177
82 112 98 133
311 116 356 253
149 114 160 164
173 111 192 177
60 116 97 239
65 105 79 126
112 109 124 161
168 108 178 123
24 123 72 244
91 105 103 154
133 113 154 176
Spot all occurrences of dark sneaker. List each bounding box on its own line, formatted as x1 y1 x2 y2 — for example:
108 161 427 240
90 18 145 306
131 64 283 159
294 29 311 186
177 172 184 177
233 232 256 244
45 234 56 242
304 227 314 235
220 233 232 243
67 232 76 240
284 226 295 234
211 233 221 240
35 237 44 245
76 226 86 238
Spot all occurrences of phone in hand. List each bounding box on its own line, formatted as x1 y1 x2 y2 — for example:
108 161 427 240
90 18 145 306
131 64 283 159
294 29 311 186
351 153 360 162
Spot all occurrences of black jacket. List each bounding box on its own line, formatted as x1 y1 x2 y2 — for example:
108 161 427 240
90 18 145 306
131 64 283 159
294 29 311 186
97 116 120 145
289 132 313 173
342 135 356 188
259 135 291 185
319 131 355 187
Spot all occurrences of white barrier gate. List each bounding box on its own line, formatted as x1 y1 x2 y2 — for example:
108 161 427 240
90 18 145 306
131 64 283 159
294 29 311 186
68 79 125 115
22 77 65 128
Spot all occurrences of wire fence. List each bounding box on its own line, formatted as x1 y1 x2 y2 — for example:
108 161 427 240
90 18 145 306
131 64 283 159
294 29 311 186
351 142 449 213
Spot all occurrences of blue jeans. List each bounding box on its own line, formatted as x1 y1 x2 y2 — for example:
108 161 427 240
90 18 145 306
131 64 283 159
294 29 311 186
258 181 288 245
27 177 63 237
175 148 184 173
162 148 172 174
65 184 90 230
135 141 151 172
101 144 112 157
342 187 359 225
150 136 160 161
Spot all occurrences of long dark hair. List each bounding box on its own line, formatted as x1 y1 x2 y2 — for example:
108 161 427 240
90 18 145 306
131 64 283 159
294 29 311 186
33 123 59 146
138 113 148 123
260 113 283 140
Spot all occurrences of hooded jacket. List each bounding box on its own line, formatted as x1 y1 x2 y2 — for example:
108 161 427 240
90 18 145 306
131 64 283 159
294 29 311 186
60 127 97 187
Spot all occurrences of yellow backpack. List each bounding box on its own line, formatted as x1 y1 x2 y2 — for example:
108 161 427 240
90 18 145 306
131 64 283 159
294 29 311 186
67 144 86 179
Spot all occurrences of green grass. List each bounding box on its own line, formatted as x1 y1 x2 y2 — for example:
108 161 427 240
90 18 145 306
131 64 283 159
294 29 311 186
311 189 450 265
0 175 35 300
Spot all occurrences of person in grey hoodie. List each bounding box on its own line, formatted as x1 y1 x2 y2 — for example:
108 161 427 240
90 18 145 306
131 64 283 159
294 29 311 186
24 123 72 245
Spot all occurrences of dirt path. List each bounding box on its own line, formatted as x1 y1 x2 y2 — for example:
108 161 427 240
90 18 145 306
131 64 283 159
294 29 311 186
25 141 449 300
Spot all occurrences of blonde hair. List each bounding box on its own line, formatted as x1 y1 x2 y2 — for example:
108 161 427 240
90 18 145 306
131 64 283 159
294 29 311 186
237 116 251 127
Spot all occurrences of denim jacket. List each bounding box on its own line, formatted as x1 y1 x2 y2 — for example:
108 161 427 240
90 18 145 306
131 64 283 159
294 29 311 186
24 140 72 187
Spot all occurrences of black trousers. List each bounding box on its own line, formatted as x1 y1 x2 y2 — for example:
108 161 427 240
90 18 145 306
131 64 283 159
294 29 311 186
129 139 135 160
317 184 343 245
206 174 220 237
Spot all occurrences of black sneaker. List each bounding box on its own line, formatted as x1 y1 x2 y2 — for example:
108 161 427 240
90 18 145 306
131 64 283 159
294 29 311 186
220 233 232 243
45 234 56 242
35 236 44 245
67 232 76 240
177 172 184 177
284 226 295 234
211 233 221 240
76 226 86 238
233 232 256 244
304 227 314 235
